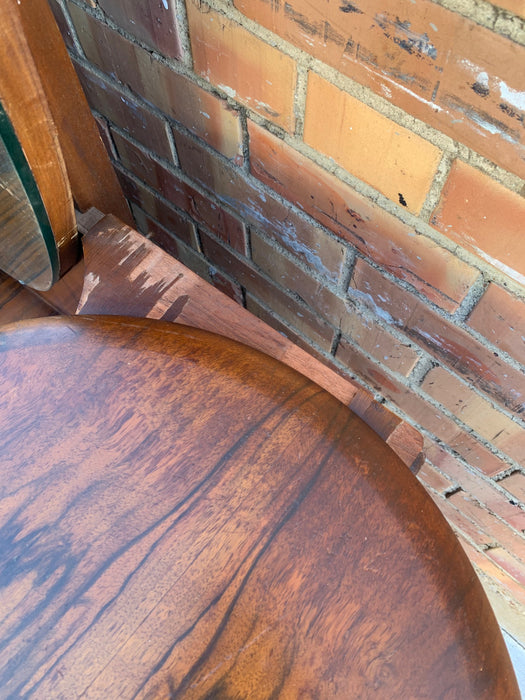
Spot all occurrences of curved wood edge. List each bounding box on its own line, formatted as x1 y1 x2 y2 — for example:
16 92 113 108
15 0 133 227
0 0 78 287
68 213 424 472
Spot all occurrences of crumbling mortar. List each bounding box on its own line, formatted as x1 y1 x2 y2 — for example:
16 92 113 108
419 153 455 222
53 0 87 57
174 0 194 69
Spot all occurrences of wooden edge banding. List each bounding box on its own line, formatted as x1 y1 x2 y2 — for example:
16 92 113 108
15 0 133 227
0 0 78 288
74 214 425 471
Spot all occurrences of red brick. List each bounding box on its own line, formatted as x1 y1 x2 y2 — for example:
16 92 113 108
422 366 525 465
304 73 441 214
380 378 510 476
417 460 456 495
459 535 525 609
251 231 417 375
350 258 525 415
73 61 172 159
207 268 244 306
448 490 525 562
186 1 297 132
245 294 323 356
98 0 182 58
94 115 116 158
486 547 525 586
234 0 525 178
200 232 335 352
112 131 248 255
468 284 525 367
131 207 211 280
339 315 419 377
426 442 525 530
175 129 346 283
500 473 525 504
69 4 243 160
248 120 478 312
431 161 525 286
116 166 196 246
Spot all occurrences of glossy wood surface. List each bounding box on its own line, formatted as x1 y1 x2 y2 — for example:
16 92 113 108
75 213 424 472
14 0 133 226
0 316 518 698
0 0 77 289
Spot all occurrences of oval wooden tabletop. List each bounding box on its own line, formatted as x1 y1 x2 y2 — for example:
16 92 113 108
0 316 518 699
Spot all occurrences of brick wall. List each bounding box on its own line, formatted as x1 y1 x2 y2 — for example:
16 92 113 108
50 0 525 638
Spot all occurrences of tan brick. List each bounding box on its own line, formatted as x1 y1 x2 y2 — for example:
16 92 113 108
304 73 441 214
74 61 172 159
175 129 346 282
234 0 525 178
113 131 248 255
186 1 296 131
69 3 243 160
248 120 478 311
495 0 525 18
431 161 525 287
98 0 182 58
350 258 525 415
422 366 525 465
468 284 525 367
500 473 525 504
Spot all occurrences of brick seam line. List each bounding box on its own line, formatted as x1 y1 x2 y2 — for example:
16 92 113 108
100 89 525 417
64 5 525 295
248 224 427 363
425 486 525 568
64 16 525 353
67 0 525 198
244 120 525 300
174 0 194 69
187 0 525 194
333 324 524 473
187 202 524 457
116 155 525 484
433 0 525 44
109 104 525 384
420 442 525 533
60 9 520 482
53 0 87 57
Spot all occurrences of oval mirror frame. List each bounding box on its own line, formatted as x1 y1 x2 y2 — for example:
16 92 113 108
0 0 78 290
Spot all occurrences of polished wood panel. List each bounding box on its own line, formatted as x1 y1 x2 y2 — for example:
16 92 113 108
0 316 518 698
14 0 133 226
0 0 78 289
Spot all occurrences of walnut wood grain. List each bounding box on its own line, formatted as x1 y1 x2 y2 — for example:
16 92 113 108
72 214 424 472
0 316 518 698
